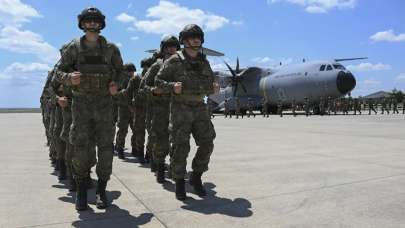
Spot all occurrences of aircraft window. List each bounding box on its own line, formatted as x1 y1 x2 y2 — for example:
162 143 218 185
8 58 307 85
333 64 346 70
326 65 333 71
320 65 326 71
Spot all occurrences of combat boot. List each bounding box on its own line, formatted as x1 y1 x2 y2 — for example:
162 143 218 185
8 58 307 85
96 179 109 209
175 179 186 200
156 163 165 183
58 159 66 181
75 179 88 211
116 146 125 159
189 172 207 197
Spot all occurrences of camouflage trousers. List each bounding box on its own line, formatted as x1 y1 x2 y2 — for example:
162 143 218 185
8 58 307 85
70 95 114 181
48 106 57 159
115 105 134 149
169 102 216 180
150 100 170 164
133 104 146 152
145 102 153 153
53 106 66 160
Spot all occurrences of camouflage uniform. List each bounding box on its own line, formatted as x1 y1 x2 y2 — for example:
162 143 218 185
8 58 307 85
277 99 283 117
115 68 134 158
368 99 377 115
145 58 171 178
291 99 296 117
235 97 243 119
304 97 310 117
156 48 216 198
40 72 53 146
247 98 255 117
262 98 269 118
224 99 231 118
392 98 399 114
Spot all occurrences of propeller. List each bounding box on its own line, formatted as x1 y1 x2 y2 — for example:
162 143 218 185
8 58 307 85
223 57 248 97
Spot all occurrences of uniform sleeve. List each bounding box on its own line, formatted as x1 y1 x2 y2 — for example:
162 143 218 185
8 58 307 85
54 44 76 86
143 62 161 94
155 58 179 94
110 45 125 83
205 60 216 94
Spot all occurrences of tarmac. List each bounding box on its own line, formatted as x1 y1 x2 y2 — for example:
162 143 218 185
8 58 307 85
1 113 404 228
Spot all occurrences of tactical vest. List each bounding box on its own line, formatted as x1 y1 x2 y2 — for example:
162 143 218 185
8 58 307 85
72 38 114 95
175 51 213 101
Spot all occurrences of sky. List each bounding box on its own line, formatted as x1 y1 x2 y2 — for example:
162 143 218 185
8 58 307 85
0 0 404 107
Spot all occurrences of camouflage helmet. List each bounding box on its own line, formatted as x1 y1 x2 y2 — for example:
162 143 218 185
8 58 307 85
78 7 106 30
160 35 180 51
124 63 136 72
179 24 204 44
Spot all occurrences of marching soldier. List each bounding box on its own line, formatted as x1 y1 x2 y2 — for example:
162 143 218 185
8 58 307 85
155 24 220 200
54 7 124 211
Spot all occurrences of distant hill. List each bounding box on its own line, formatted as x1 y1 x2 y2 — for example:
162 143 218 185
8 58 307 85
0 108 41 113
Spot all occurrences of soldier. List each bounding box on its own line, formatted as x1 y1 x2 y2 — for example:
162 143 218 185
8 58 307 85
304 97 310 117
353 98 362 115
277 99 283 117
381 98 389 114
54 7 124 211
224 98 231 118
368 99 377 115
392 98 399 114
235 97 243 119
247 97 255 118
115 63 136 159
143 35 180 183
156 24 220 200
136 59 155 164
403 98 405 114
327 96 332 115
40 72 53 147
342 98 349 115
319 97 325 116
291 98 296 117
49 74 67 181
262 98 269 118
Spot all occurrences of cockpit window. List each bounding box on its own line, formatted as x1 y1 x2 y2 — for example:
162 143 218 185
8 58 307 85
326 65 333 71
320 65 326 71
333 64 346 70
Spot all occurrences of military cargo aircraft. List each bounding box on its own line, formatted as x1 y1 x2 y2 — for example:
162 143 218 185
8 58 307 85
209 57 365 114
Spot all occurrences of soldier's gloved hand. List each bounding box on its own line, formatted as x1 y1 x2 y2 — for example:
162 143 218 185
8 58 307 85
152 87 163 95
213 82 220 94
109 82 118 95
69 71 81 85
57 96 68 108
173 82 182 94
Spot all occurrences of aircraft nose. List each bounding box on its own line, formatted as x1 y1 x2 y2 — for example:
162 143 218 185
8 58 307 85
336 71 356 94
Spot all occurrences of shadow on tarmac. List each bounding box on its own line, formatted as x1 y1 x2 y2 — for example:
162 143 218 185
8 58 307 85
162 177 253 218
71 207 153 228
